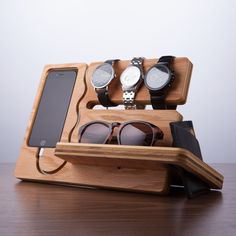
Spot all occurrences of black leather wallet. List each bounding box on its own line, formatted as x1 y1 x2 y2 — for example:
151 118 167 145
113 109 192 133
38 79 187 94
170 121 210 198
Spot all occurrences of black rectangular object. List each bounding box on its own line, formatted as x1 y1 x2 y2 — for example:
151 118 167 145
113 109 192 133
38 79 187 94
170 121 202 159
170 121 210 198
28 70 77 148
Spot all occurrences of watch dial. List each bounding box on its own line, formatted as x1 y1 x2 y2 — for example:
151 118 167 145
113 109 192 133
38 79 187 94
120 66 141 88
91 63 114 88
145 65 171 90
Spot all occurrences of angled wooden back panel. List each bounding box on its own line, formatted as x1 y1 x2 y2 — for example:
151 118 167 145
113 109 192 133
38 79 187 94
82 57 193 108
70 57 192 145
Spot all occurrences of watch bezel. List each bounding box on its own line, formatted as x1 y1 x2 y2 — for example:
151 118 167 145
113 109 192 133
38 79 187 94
91 62 115 89
144 64 172 91
120 65 142 89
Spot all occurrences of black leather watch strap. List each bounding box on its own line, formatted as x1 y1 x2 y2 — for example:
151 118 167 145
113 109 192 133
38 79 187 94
151 92 177 109
150 91 169 109
150 56 176 110
96 87 118 107
105 59 120 65
96 59 120 108
150 90 177 110
159 56 174 65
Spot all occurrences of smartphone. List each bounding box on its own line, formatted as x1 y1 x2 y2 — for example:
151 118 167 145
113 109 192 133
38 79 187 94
28 69 77 148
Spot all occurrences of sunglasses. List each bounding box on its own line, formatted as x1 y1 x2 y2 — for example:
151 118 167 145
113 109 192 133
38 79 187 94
78 120 164 146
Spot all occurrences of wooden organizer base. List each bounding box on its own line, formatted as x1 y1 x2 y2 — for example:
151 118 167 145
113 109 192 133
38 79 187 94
15 151 169 194
14 58 224 196
55 143 223 190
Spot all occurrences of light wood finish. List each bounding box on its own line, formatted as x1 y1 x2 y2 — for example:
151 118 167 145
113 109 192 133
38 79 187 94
55 143 223 189
14 58 223 195
71 109 182 145
14 62 179 194
2 164 234 236
81 57 193 108
14 153 169 194
21 63 87 147
70 57 191 143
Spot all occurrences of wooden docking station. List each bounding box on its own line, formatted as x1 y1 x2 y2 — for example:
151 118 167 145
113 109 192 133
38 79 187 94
15 58 224 196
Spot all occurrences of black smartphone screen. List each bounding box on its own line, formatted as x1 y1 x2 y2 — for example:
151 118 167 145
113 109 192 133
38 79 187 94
28 70 77 148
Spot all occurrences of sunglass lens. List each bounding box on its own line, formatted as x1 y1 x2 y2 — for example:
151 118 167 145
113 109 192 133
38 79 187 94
119 122 153 146
80 123 110 144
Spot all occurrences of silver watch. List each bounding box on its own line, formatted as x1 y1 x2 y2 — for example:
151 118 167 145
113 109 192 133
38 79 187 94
120 57 144 109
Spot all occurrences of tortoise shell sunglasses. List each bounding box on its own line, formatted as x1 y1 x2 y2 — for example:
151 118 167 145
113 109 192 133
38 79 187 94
78 120 164 146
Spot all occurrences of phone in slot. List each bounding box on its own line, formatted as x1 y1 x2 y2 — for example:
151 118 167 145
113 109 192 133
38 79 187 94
28 69 77 148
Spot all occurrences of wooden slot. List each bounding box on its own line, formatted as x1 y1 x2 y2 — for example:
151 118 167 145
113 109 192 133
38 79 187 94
70 109 182 145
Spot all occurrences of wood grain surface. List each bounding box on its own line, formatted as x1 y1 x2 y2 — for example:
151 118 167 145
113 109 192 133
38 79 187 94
14 59 223 196
14 60 189 194
1 163 235 236
55 143 223 189
81 57 193 108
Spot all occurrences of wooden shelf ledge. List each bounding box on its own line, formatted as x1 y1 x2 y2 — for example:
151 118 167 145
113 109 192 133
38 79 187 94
55 142 224 190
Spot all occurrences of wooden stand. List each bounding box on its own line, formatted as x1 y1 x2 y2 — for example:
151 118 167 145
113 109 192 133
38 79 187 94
14 58 224 195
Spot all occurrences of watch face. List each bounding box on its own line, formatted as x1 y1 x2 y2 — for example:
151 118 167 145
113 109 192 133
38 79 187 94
145 65 171 90
120 66 141 88
91 63 114 88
